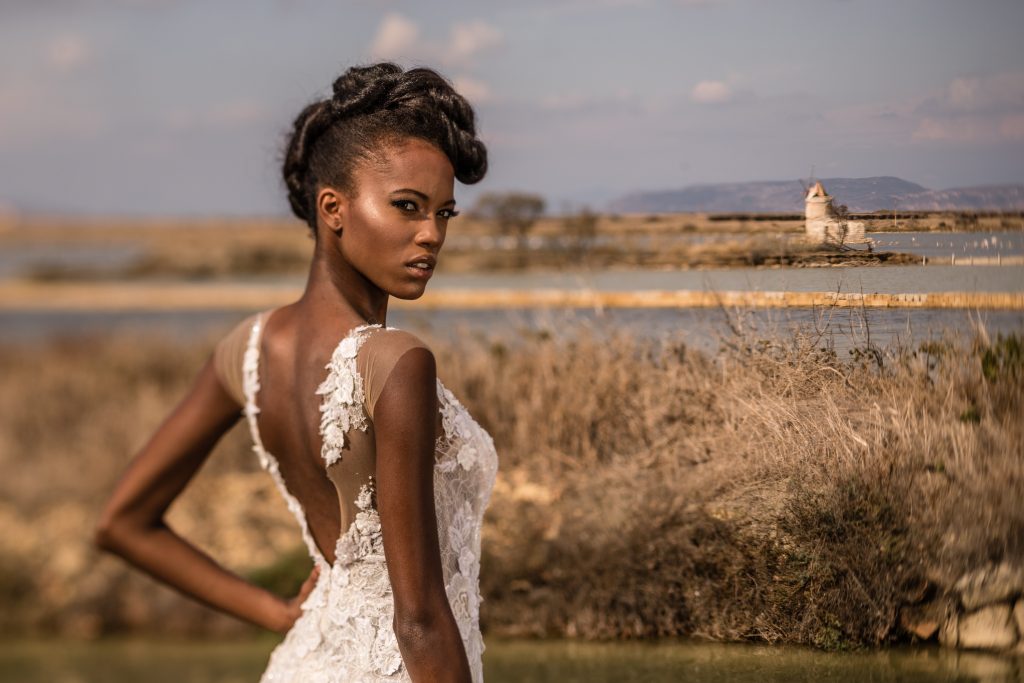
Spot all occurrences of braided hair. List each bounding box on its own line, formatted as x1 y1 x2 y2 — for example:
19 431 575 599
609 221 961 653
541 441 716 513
282 62 488 234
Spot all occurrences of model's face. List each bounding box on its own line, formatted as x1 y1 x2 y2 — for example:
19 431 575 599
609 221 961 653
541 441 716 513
321 138 457 300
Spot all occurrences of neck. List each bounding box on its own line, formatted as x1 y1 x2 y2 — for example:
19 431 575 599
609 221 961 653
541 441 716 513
298 237 389 327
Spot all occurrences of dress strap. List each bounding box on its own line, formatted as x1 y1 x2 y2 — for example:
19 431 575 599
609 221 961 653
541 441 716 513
242 311 270 469
242 308 328 567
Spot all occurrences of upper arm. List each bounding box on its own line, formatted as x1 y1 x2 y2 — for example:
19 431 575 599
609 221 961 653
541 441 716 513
372 345 449 622
97 353 243 535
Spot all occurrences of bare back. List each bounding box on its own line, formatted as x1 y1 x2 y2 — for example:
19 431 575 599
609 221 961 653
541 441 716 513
213 305 433 565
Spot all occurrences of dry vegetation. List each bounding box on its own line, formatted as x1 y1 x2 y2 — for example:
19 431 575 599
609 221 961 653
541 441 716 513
0 315 1020 649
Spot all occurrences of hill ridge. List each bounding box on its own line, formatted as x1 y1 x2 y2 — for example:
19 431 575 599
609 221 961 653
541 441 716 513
609 177 1024 213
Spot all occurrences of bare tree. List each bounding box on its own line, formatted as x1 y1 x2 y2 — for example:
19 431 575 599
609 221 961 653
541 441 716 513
473 192 546 254
562 207 599 263
832 202 851 248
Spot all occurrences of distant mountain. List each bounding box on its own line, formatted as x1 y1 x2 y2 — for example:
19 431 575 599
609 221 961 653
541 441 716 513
609 177 1024 213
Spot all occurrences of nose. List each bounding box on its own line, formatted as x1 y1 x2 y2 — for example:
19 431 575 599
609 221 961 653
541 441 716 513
415 215 445 250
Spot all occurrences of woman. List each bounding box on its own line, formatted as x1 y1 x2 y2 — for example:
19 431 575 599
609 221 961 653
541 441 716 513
95 62 498 682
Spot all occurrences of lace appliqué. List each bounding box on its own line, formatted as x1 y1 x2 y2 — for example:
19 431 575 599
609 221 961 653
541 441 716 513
437 381 486 473
333 480 381 567
315 324 377 467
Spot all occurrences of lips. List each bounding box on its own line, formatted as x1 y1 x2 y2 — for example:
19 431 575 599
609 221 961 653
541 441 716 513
405 254 436 278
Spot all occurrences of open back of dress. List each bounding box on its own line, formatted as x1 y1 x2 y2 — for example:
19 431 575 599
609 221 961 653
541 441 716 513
213 309 498 682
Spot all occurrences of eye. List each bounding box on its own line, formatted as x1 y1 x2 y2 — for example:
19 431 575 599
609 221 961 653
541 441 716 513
438 208 460 219
391 199 419 213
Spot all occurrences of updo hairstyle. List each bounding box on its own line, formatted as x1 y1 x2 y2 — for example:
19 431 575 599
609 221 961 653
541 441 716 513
282 62 488 234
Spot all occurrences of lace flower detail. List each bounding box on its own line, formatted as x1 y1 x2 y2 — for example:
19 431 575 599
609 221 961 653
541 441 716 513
371 627 404 675
334 482 383 567
315 325 378 467
457 443 478 470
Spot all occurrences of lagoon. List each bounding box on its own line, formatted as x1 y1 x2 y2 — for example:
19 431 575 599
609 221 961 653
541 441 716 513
2 306 1021 357
0 638 1019 683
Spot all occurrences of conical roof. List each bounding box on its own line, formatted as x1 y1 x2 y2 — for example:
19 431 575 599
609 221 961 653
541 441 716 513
806 181 829 200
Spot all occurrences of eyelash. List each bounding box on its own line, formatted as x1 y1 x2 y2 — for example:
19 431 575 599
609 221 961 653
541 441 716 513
391 200 459 219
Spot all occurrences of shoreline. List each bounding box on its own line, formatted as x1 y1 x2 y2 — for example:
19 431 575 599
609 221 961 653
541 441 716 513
1 280 1022 311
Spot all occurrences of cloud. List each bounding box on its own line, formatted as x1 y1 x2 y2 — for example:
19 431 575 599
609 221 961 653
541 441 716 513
910 71 1024 144
1000 114 1024 141
942 72 1024 113
826 71 1024 146
446 20 503 65
912 114 1024 144
690 80 731 104
369 12 420 61
539 89 638 112
163 100 269 131
46 33 93 73
0 79 105 144
367 13 502 67
453 76 491 105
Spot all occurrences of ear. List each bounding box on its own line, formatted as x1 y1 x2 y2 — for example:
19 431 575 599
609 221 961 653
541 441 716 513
316 186 349 235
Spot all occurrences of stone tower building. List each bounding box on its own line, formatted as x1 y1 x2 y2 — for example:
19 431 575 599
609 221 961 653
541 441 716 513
804 181 866 244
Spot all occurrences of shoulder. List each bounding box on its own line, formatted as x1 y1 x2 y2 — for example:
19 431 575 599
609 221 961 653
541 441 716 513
220 311 262 345
359 326 435 375
359 327 436 420
359 327 432 363
212 311 265 366
211 310 269 406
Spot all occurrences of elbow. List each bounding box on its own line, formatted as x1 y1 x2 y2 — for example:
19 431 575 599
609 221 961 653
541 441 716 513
93 512 131 554
392 606 450 650
392 606 470 680
93 516 119 553
394 609 432 646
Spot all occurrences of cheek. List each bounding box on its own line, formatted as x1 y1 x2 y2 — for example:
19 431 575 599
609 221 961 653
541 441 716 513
343 210 406 268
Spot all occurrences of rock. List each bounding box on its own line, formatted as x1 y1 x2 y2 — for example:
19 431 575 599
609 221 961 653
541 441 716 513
958 604 1017 651
1015 599 1024 636
904 618 939 641
939 611 959 648
955 563 1024 611
900 601 944 640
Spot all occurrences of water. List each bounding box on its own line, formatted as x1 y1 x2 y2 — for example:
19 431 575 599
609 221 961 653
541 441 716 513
870 231 1023 259
10 262 1013 293
2 232 1021 284
442 230 1024 261
0 638 1019 682
2 306 1021 356
429 265 1024 294
2 254 1021 353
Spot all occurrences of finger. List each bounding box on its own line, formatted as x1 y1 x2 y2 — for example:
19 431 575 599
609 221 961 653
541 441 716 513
299 566 320 596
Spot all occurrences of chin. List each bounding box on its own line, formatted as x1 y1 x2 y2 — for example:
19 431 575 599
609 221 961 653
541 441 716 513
388 283 429 301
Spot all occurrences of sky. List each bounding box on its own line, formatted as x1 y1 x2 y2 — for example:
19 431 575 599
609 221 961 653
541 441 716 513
1 0 1023 216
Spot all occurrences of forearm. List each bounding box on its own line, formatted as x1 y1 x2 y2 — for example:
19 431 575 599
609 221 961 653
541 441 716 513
97 520 289 633
394 609 472 683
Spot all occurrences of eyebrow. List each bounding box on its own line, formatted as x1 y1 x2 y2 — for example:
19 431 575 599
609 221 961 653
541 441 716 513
391 188 456 206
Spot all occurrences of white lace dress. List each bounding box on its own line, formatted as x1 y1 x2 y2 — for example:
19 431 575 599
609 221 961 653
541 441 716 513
241 315 499 682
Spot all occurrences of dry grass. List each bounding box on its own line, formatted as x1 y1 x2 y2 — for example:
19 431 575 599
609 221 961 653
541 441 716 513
0 315 1020 648
438 315 1023 647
